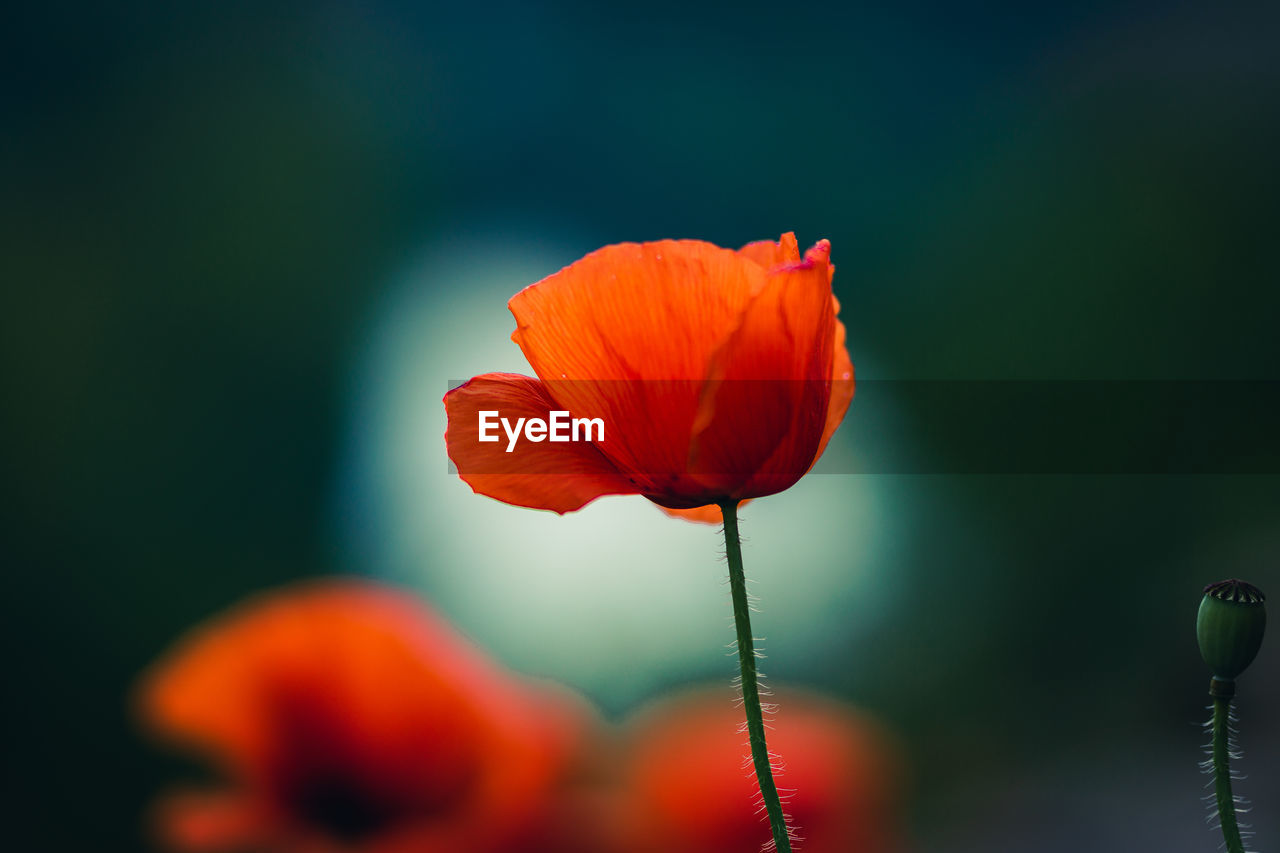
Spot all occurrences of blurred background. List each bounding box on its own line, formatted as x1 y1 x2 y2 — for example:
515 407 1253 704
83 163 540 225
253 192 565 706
4 1 1280 850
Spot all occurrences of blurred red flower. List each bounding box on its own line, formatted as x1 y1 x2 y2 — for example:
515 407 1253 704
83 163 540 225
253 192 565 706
445 233 853 520
607 688 903 853
136 580 600 853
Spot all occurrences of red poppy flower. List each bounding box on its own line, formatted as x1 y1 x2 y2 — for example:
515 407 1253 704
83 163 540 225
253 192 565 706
135 580 599 853
445 233 853 519
607 688 902 853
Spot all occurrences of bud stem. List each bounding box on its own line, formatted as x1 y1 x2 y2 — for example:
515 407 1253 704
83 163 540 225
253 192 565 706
1211 692 1246 853
719 499 792 853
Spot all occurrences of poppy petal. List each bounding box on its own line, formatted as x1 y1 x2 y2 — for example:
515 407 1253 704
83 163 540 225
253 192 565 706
659 296 851 523
689 241 836 498
736 232 801 271
445 373 639 513
151 791 270 852
660 296 851 522
816 299 855 463
655 503 728 524
510 240 766 383
507 241 768 490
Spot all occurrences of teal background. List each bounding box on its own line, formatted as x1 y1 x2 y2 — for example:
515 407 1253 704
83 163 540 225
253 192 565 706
4 2 1279 850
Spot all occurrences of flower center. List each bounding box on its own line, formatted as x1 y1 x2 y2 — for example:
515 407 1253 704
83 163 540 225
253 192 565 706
290 772 404 842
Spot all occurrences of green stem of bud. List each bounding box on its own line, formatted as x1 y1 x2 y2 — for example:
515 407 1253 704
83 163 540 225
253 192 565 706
720 499 793 853
1211 690 1246 853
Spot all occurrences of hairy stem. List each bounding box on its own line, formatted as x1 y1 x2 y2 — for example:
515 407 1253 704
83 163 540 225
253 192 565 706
720 499 792 853
1212 688 1245 853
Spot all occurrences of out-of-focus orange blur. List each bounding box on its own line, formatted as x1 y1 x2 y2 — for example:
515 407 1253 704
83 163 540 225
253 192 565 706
137 581 902 852
136 580 604 853
608 687 902 853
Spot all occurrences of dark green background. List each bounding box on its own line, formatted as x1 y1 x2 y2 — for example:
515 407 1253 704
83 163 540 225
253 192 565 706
4 2 1279 850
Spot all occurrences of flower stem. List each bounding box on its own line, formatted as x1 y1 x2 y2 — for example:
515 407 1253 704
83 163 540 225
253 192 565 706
1210 679 1246 853
720 499 792 853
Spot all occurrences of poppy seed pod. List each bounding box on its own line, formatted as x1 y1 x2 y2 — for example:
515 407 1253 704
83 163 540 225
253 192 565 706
1197 579 1266 681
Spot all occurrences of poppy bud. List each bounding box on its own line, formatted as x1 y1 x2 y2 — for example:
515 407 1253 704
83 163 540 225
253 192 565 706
1197 579 1266 684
